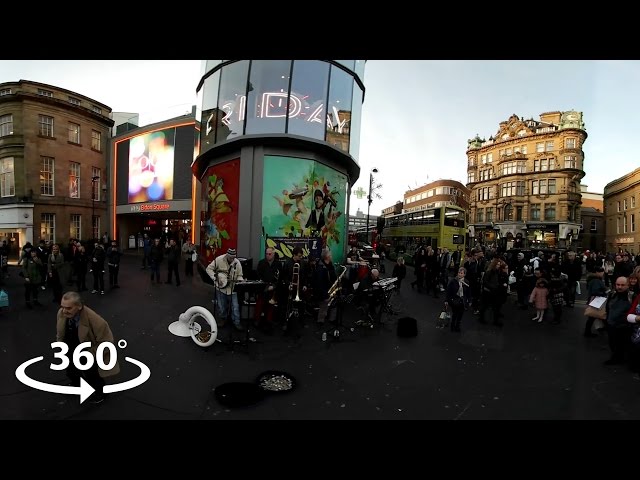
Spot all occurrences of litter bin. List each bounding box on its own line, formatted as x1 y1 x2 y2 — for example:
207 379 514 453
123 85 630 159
128 235 136 249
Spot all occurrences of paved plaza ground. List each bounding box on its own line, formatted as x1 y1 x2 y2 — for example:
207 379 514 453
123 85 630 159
1 253 639 420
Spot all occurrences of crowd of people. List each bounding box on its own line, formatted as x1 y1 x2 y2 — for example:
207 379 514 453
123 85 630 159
413 244 640 375
14 236 121 307
7 232 640 405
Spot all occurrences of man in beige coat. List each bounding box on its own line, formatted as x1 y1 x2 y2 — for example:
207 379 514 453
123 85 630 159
56 291 120 404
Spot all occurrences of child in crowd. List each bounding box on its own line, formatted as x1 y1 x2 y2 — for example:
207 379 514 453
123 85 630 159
529 278 549 323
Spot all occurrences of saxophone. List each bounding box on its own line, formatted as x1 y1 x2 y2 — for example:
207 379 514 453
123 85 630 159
327 265 347 305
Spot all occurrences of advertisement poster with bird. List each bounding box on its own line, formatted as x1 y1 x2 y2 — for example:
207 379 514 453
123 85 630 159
262 155 347 263
200 159 240 265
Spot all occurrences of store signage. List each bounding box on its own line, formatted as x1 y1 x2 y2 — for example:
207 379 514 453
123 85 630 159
116 199 193 215
615 237 634 244
130 203 171 212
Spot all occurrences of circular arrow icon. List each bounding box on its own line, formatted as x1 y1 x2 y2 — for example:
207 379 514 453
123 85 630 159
15 355 151 404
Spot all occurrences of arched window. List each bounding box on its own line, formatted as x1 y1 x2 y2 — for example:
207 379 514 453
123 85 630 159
504 204 513 221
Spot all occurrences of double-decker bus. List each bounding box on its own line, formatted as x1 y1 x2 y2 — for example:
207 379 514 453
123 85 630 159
348 230 358 248
381 205 466 264
354 226 379 250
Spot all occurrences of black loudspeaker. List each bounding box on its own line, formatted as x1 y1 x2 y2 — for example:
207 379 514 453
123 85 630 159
397 317 418 337
238 257 254 279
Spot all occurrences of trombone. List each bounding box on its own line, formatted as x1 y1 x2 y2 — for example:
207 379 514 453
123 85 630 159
286 262 302 322
292 262 302 303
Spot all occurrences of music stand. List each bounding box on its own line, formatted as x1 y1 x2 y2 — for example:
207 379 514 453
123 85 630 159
323 288 354 342
215 265 255 354
236 281 264 348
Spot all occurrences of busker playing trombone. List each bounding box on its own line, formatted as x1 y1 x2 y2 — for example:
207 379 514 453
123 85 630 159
280 246 308 336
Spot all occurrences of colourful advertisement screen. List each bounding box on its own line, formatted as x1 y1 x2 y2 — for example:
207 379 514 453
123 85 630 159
200 159 240 265
128 128 175 203
262 155 347 264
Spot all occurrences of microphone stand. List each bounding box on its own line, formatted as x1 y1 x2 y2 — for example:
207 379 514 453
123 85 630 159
226 261 252 353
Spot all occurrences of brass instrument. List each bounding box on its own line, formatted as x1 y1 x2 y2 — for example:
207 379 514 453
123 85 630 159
268 269 280 305
327 265 348 304
285 263 302 324
292 262 301 302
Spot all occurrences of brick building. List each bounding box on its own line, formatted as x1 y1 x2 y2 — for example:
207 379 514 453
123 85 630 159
403 179 470 213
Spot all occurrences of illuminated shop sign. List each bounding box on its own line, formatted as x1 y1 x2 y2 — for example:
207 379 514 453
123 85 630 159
116 199 192 215
615 237 634 244
206 93 348 134
132 203 171 212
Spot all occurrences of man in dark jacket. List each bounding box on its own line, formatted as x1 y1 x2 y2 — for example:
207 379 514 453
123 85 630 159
149 238 164 284
612 253 633 285
604 276 634 365
314 248 338 324
165 238 181 286
561 251 583 307
90 242 106 295
106 241 122 289
464 248 485 315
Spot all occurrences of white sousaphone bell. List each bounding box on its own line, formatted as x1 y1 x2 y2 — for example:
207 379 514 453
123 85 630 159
168 306 218 347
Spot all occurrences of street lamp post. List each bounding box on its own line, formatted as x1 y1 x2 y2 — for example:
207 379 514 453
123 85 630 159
91 176 99 241
366 168 380 242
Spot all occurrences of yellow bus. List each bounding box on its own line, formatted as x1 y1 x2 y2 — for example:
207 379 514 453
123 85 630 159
381 205 466 264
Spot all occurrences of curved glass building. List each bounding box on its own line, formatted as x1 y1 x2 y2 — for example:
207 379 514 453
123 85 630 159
192 60 365 265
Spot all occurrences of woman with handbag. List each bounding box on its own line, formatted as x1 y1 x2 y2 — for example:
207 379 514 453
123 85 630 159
445 267 471 332
584 267 607 337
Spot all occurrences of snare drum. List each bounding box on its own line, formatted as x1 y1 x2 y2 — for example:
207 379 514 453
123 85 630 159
357 263 370 280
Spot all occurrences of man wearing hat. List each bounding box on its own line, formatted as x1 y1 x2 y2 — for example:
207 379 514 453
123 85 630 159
305 189 327 234
206 247 244 331
514 251 533 309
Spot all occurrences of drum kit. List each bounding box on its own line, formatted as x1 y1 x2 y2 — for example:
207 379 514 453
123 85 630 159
356 261 370 281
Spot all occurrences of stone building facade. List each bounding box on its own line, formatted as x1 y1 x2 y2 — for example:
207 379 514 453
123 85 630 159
0 80 113 258
604 167 640 254
466 111 586 250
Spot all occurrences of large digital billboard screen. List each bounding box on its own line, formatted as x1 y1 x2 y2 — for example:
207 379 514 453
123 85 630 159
262 155 347 264
128 128 175 203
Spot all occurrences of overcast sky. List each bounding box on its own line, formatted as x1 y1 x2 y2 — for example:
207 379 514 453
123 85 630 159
1 60 636 215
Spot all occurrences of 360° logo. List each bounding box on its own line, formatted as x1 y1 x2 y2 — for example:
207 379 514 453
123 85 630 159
15 340 151 403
